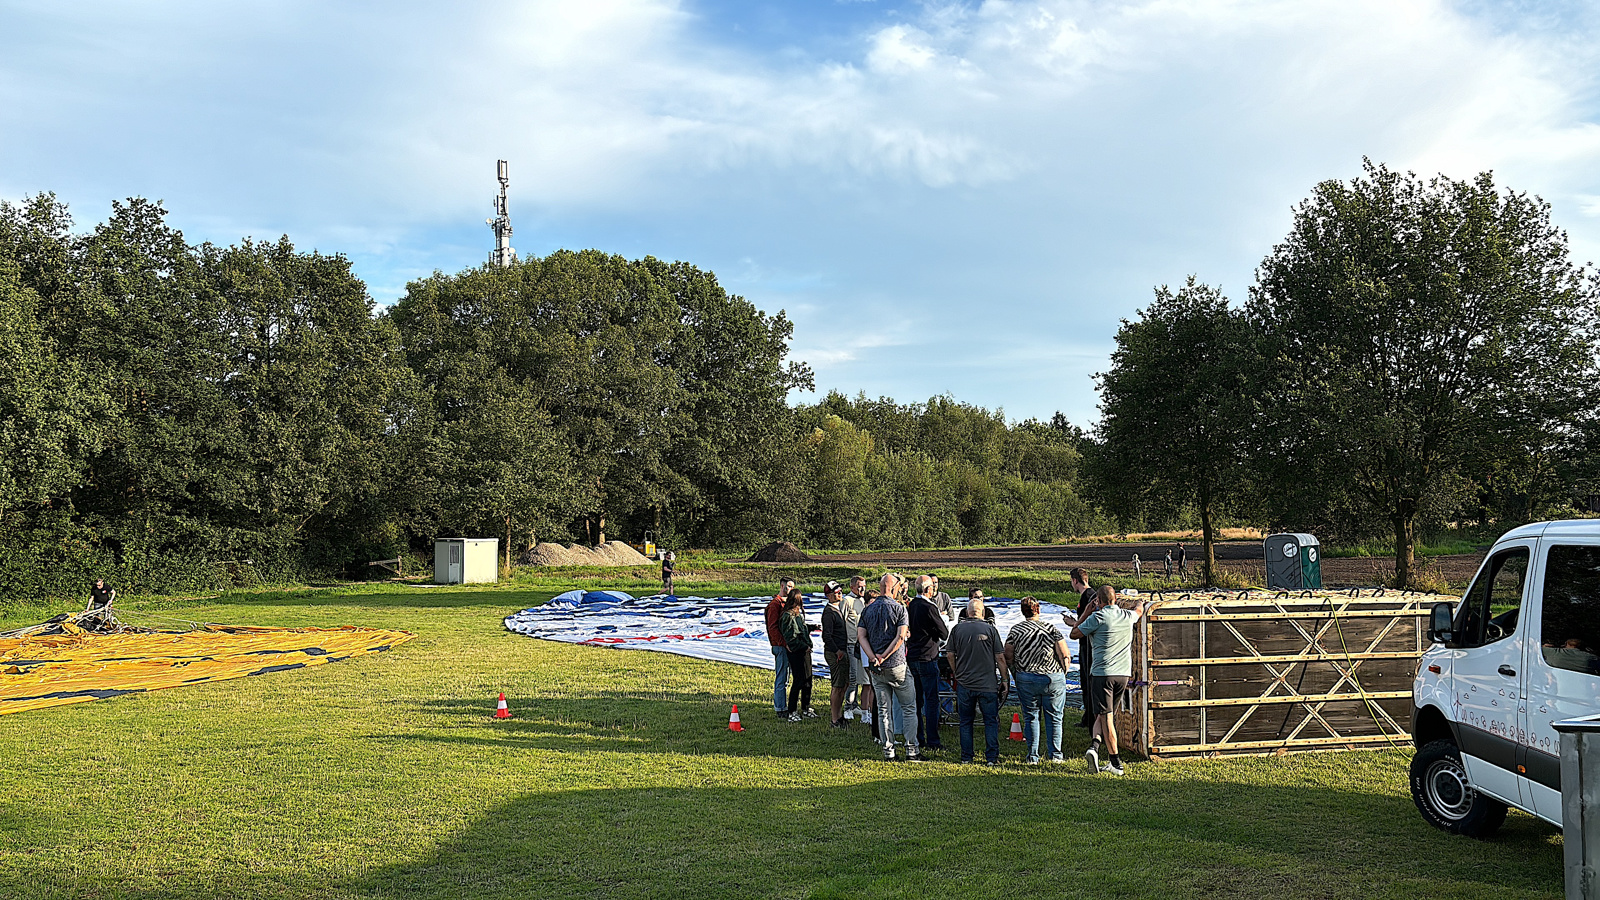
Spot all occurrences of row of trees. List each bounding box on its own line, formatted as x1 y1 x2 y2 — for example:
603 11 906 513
0 195 1099 601
1095 161 1600 586
4 160 1595 598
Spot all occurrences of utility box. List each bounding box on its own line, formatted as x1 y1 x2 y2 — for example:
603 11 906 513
434 538 499 584
1263 533 1322 590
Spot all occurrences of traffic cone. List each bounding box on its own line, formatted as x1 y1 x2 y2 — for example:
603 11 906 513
728 704 744 732
494 692 512 719
1008 712 1024 741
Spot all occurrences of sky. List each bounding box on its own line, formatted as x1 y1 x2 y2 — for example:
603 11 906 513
3 0 1599 427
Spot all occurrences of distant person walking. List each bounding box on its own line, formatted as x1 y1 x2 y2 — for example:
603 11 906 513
858 574 923 762
1005 596 1071 764
661 551 676 596
1067 568 1098 728
1131 553 1141 578
908 575 950 753
947 595 1009 765
821 581 851 727
779 590 817 721
1072 585 1145 776
1163 550 1173 579
1176 543 1188 577
766 577 796 716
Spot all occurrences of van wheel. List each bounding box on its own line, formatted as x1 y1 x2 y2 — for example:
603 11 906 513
1410 739 1507 837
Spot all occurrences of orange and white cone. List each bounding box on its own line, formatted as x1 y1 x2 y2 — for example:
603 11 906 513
494 692 512 719
728 704 744 732
1008 712 1024 741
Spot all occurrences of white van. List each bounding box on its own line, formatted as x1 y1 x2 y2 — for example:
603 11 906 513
1411 519 1600 836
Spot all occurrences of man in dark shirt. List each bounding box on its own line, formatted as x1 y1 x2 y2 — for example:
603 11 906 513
89 579 116 610
820 581 851 728
765 577 795 716
946 596 1010 764
660 551 675 596
1177 543 1188 577
908 576 951 752
1068 567 1097 728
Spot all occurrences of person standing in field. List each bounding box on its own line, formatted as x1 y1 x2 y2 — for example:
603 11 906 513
820 581 852 727
842 575 872 725
929 574 955 622
946 595 1009 765
661 551 676 596
89 578 117 610
1072 585 1144 776
1131 553 1141 578
858 574 923 762
766 577 796 716
1163 550 1173 579
1068 568 1098 729
1004 596 1071 764
1177 543 1188 577
779 590 817 721
908 575 950 753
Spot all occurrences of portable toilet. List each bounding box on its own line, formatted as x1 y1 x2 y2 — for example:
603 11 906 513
1263 533 1322 590
434 538 500 584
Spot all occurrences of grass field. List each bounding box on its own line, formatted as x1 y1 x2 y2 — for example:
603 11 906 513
0 578 1565 900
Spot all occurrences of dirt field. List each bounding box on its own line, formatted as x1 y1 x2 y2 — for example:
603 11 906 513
807 541 1486 589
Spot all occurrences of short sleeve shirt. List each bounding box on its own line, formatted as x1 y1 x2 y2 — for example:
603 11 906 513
948 619 1005 693
1005 619 1066 675
1077 606 1138 677
859 598 909 668
841 593 866 641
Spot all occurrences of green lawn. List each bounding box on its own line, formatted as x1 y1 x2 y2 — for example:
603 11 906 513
0 580 1564 899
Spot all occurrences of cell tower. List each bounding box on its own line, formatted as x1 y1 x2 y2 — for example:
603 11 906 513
486 159 516 267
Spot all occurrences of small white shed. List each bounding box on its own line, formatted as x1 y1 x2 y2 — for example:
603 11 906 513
434 538 500 584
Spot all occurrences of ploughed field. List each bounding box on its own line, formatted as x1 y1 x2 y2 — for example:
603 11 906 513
0 579 1557 900
808 541 1489 588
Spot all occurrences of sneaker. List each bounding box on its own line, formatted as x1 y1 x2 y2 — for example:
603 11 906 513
775 709 788 718
860 711 873 726
905 748 925 762
802 709 819 719
1085 745 1100 775
1024 757 1040 766
883 746 897 762
1105 763 1126 776
787 712 802 722
983 759 999 767
1048 755 1066 764
831 718 847 729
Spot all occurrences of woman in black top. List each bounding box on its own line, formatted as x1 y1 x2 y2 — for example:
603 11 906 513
778 590 816 721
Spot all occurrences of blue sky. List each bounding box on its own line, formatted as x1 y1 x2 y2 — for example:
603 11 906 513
3 1 1599 427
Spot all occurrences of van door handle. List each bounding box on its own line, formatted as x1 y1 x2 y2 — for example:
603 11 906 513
1498 665 1517 677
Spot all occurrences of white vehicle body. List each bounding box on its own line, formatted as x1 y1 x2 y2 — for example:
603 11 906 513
1411 519 1600 835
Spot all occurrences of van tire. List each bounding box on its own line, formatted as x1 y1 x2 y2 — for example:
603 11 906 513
1410 739 1507 838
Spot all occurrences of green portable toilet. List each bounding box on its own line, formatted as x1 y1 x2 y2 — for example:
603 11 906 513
1264 533 1322 590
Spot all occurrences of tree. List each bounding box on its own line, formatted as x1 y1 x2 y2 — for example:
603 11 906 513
1250 161 1600 586
1094 276 1255 585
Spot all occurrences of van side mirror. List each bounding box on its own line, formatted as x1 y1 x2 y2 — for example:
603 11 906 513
1429 602 1455 644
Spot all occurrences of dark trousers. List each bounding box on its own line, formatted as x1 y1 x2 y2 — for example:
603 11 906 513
786 648 813 712
957 685 1000 763
1078 639 1099 724
910 658 943 748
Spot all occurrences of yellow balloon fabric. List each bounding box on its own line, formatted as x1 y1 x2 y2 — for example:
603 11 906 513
0 624 415 714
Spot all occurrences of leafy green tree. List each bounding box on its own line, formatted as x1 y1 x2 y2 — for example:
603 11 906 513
1094 277 1255 585
1250 161 1600 586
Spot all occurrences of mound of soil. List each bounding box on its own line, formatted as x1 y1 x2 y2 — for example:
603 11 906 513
747 541 811 563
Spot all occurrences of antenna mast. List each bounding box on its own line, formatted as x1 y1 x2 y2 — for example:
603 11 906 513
487 159 516 267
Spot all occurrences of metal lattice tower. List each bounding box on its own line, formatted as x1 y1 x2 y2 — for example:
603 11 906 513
486 159 516 267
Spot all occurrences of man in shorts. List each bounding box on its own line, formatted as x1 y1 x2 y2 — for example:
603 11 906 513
820 581 852 727
1072 585 1144 776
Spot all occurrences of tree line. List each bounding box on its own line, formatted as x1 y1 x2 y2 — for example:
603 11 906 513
3 159 1595 601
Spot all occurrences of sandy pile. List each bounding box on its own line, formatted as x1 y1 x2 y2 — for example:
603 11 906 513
525 541 655 567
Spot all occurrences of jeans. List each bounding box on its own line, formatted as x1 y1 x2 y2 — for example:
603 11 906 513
957 685 1000 763
910 658 943 748
786 647 813 713
771 646 790 711
867 663 919 754
1015 670 1067 761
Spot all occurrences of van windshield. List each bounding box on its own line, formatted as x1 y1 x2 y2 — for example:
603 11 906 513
1456 547 1528 647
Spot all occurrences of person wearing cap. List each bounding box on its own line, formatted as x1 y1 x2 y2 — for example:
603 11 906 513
820 581 852 727
766 577 796 716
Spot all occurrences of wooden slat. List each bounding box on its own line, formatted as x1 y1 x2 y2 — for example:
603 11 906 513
1151 610 1426 622
1152 651 1419 666
1150 690 1412 709
1153 733 1408 754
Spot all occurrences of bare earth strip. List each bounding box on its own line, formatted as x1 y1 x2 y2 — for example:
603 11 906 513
806 541 1487 588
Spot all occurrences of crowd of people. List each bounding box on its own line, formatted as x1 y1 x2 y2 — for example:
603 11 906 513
763 568 1145 775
